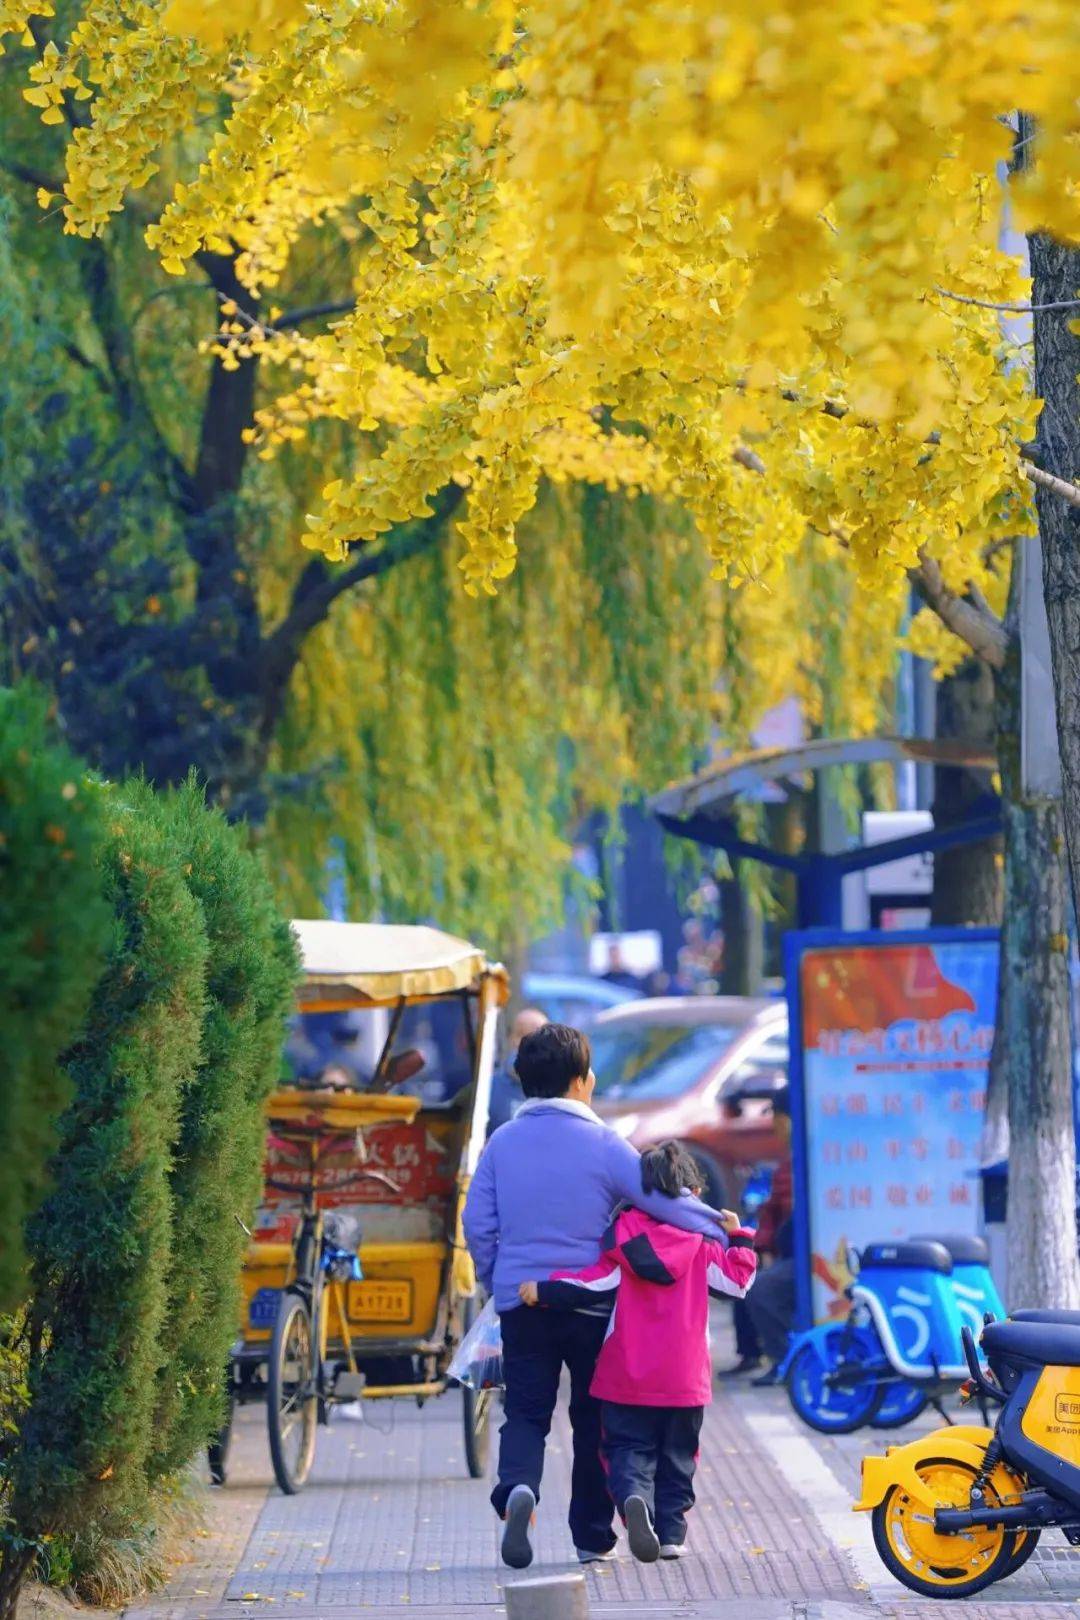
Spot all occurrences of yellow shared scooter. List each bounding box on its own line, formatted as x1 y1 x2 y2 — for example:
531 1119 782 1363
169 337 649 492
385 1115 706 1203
856 1310 1080 1597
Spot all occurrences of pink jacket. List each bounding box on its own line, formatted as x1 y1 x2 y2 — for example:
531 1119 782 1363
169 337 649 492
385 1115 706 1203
537 1208 758 1407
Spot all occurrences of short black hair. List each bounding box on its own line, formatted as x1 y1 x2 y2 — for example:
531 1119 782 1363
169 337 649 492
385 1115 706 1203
640 1140 700 1198
514 1022 591 1099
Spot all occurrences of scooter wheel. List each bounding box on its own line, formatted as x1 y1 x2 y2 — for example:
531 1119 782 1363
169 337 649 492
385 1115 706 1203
786 1332 884 1433
871 1456 1018 1598
869 1382 929 1430
1005 1528 1040 1575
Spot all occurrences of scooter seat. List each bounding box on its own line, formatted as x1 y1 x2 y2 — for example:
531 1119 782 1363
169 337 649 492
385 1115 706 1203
860 1240 952 1273
937 1233 990 1265
982 1317 1080 1368
1012 1309 1080 1326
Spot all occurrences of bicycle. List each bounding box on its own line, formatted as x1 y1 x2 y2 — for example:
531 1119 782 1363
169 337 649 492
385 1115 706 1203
265 1116 397 1493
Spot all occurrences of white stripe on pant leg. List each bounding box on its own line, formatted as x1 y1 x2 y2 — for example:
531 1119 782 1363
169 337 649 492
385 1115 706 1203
750 1408 903 1596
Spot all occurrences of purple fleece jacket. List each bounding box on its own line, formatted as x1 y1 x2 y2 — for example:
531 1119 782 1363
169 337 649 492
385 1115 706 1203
462 1098 727 1313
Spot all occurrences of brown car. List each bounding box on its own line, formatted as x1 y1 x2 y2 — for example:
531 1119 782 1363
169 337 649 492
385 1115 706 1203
588 996 789 1209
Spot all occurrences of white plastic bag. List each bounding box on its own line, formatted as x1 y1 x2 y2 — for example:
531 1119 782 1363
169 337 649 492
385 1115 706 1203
448 1297 504 1390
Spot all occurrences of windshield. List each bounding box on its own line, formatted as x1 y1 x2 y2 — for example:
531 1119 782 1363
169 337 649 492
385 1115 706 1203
589 1022 739 1101
284 1000 474 1107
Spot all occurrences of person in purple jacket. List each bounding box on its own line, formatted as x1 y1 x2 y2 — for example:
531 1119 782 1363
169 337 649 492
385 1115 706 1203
463 1023 730 1571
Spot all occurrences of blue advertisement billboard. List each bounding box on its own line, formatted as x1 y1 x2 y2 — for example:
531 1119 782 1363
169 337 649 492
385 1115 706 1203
785 928 998 1328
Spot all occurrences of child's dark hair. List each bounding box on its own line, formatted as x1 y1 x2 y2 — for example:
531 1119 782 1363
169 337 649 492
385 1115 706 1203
514 1022 591 1099
640 1140 700 1198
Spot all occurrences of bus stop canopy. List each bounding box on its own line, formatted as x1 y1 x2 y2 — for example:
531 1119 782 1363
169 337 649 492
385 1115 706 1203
650 735 1000 927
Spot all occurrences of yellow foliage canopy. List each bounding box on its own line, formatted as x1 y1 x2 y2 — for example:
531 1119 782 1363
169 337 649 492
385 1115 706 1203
4 0 1059 615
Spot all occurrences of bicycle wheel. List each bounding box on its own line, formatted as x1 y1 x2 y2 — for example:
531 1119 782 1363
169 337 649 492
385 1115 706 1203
463 1384 493 1479
268 1292 318 1493
460 1294 493 1479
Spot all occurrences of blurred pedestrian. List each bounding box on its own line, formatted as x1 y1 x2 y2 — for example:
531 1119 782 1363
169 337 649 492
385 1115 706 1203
744 1092 796 1386
487 1006 547 1133
601 941 642 992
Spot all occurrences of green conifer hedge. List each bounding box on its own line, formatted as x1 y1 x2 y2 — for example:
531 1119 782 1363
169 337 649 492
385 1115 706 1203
0 687 112 1313
0 787 208 1613
0 756 298 1620
148 777 298 1478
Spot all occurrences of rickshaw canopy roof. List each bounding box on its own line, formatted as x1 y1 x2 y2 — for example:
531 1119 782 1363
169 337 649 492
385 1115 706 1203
291 919 509 1009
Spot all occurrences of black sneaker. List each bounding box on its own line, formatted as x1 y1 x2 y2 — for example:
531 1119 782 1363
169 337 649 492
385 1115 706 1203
717 1355 763 1378
624 1495 661 1563
751 1364 783 1388
501 1484 536 1569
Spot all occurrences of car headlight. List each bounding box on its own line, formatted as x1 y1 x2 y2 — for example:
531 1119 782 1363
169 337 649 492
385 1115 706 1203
611 1113 640 1140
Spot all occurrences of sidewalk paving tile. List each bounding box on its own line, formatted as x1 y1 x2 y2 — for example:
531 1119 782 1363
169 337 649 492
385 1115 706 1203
123 1310 1080 1619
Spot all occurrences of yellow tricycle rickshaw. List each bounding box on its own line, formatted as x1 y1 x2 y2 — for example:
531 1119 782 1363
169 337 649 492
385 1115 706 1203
213 920 507 1494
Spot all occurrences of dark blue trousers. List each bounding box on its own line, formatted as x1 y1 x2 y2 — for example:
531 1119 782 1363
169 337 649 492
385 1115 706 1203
492 1306 616 1554
600 1401 704 1546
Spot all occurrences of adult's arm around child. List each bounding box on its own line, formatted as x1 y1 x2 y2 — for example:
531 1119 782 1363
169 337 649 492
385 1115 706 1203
534 1232 623 1313
605 1132 728 1242
462 1143 498 1295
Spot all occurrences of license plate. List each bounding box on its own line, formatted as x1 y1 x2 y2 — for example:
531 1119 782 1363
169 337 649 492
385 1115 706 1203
248 1287 280 1328
347 1279 412 1323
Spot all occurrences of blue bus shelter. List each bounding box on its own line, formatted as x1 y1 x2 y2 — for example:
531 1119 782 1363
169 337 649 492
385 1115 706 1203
650 734 1000 929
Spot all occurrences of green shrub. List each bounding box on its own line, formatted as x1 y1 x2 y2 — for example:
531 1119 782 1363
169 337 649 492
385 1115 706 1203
0 685 112 1313
147 777 299 1477
0 786 208 1616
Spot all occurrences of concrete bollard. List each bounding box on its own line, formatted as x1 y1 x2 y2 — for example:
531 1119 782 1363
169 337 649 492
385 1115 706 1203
504 1571 590 1620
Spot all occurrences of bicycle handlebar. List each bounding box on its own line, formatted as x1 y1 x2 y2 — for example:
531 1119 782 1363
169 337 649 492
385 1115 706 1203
264 1168 399 1197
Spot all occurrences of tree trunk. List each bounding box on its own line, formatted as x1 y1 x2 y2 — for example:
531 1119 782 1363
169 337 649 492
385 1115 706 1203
930 656 1002 926
1028 224 1080 940
719 863 764 994
0 1544 36 1620
998 794 1078 1306
992 583 1080 1308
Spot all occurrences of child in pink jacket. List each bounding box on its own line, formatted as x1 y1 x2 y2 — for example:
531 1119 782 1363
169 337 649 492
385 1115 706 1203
520 1142 757 1563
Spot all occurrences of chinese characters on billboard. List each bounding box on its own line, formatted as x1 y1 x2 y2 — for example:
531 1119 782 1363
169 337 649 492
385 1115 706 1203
794 933 998 1324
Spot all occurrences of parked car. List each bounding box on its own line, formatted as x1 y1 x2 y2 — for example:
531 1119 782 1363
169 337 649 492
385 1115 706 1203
520 971 642 1030
588 997 788 1209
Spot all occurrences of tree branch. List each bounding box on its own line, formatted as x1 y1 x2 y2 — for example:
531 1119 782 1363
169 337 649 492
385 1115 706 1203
272 299 354 331
1024 462 1080 511
909 550 1010 671
265 489 466 673
933 286 1080 315
0 156 65 194
260 484 465 702
735 388 1080 511
55 333 111 392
